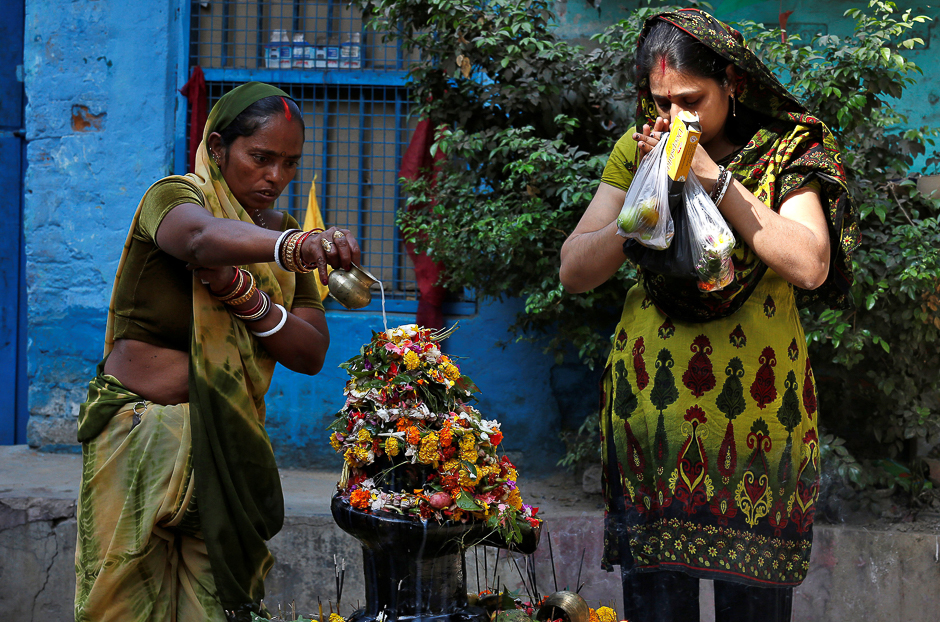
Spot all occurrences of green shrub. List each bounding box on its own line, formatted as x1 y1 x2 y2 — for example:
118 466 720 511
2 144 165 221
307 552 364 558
357 0 940 486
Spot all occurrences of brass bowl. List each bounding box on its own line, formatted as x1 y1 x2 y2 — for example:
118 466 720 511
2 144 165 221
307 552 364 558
535 591 590 622
328 263 380 310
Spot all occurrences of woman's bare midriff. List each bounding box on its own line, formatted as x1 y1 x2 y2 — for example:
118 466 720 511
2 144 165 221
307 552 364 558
104 339 190 405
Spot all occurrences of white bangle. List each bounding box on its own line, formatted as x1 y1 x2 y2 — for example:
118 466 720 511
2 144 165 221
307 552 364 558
251 304 288 337
273 230 293 271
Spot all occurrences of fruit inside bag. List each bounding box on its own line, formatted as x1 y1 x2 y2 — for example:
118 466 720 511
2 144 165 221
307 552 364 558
683 171 736 291
616 135 674 250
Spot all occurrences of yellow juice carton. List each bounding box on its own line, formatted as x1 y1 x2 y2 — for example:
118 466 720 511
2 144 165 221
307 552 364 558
664 111 702 183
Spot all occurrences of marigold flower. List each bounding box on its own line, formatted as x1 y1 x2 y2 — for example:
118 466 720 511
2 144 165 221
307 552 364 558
396 417 412 431
385 437 400 458
459 468 478 488
442 362 461 381
358 428 372 443
403 349 420 370
596 607 617 622
329 432 343 452
440 424 453 448
329 614 345 622
418 432 440 465
350 489 371 510
506 489 523 511
588 609 600 622
459 434 476 462
406 426 421 446
443 459 460 473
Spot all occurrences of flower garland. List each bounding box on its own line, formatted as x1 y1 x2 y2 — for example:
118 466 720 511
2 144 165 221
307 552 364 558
329 324 540 544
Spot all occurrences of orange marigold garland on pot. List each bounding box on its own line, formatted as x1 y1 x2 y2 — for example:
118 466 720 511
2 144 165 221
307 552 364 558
329 323 540 545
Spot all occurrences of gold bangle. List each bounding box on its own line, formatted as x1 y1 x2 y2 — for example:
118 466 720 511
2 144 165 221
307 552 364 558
226 273 257 307
283 231 303 272
216 269 246 302
234 291 271 322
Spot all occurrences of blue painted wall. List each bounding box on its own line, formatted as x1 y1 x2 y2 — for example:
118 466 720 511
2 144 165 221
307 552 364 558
20 0 940 470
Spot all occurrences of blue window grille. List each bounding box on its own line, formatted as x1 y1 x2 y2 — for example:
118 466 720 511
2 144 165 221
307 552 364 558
188 0 469 312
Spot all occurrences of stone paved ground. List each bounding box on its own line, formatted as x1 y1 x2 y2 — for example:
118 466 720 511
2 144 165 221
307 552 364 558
3 445 940 621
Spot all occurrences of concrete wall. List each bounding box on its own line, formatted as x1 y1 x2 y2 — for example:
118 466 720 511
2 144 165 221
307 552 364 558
20 0 940 469
23 0 184 449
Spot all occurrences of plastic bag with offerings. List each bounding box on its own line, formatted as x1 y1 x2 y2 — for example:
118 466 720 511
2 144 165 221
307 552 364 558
616 136 673 250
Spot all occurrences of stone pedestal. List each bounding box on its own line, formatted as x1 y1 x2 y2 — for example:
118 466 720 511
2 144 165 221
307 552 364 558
331 495 489 622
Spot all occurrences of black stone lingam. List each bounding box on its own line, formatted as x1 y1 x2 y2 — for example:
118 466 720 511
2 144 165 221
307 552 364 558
331 458 540 622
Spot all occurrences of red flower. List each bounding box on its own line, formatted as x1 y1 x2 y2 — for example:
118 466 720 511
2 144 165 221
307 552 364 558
490 431 503 446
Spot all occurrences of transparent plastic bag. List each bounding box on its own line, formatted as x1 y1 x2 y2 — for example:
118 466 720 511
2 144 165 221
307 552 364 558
616 135 674 250
623 170 736 291
683 172 736 291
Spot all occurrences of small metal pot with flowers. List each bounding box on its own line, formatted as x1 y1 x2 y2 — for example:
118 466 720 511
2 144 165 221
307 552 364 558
328 324 541 622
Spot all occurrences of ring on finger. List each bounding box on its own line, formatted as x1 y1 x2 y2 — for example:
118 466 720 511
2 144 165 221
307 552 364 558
332 230 346 241
321 238 333 253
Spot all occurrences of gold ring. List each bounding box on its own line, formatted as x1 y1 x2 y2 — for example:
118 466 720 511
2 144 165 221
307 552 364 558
332 230 346 241
321 238 333 253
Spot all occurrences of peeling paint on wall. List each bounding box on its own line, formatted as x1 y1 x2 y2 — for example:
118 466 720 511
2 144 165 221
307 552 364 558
70 105 106 132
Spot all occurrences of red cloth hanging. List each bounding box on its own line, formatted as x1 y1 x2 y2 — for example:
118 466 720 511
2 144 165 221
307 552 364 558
399 119 448 330
179 66 208 173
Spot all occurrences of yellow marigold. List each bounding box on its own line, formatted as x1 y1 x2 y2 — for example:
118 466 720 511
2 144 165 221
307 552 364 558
350 489 371 510
443 459 460 473
403 349 420 370
588 609 600 622
357 428 372 443
443 362 461 381
329 614 345 622
344 446 370 467
385 436 400 458
329 432 343 452
506 488 523 511
406 426 421 446
459 468 479 488
505 466 518 482
459 434 476 462
418 432 440 465
595 607 617 622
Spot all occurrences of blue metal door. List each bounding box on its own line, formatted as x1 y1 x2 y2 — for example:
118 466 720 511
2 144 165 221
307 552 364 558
0 0 27 444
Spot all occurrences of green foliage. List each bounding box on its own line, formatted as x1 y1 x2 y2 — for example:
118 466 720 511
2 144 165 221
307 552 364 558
357 0 940 480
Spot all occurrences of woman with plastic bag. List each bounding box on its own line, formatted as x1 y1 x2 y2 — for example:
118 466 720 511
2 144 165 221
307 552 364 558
559 9 859 622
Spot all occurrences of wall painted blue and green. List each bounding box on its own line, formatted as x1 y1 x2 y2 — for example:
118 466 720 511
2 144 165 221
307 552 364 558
18 0 939 471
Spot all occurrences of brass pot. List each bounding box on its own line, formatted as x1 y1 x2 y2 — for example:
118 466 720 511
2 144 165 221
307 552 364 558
535 591 590 622
328 263 380 310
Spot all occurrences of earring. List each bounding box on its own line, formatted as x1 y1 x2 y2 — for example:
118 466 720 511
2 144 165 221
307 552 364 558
731 96 737 118
211 151 220 165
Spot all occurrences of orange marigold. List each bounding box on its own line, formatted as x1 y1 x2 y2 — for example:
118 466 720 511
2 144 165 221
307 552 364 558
350 489 371 510
506 488 523 511
440 426 453 448
406 426 421 445
396 417 412 431
588 609 600 622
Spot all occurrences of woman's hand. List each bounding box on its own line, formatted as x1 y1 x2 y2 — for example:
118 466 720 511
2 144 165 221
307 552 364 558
299 227 362 286
633 116 670 158
190 264 238 294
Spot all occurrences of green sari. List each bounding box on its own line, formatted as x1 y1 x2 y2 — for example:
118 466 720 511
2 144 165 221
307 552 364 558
77 82 299 618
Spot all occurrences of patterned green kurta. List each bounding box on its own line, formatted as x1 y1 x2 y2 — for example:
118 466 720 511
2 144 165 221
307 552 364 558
601 271 820 586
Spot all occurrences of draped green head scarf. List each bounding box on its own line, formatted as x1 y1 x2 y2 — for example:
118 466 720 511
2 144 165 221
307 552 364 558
633 9 860 321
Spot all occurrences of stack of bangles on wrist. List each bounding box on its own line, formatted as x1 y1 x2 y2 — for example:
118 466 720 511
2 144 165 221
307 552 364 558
711 166 733 206
274 228 323 273
210 268 288 337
